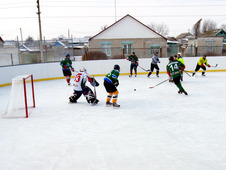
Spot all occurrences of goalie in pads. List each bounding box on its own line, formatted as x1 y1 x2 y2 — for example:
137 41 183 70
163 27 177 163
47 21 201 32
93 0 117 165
69 67 99 104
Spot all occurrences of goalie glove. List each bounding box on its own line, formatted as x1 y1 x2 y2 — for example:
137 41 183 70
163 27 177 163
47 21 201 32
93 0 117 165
91 79 99 87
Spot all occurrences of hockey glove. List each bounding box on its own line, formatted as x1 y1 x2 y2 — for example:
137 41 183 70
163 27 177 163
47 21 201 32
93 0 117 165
207 64 210 67
136 62 139 66
181 66 185 71
71 67 75 72
63 65 67 69
114 80 119 87
201 63 204 67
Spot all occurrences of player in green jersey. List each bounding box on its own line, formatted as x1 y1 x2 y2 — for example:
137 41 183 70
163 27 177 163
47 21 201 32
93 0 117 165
60 53 75 85
166 56 188 95
103 65 120 107
126 52 139 77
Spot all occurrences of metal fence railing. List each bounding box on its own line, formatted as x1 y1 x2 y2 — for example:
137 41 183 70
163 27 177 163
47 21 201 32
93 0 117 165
0 45 225 67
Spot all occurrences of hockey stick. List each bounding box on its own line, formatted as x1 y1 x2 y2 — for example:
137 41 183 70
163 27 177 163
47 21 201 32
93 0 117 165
183 70 192 77
138 65 150 72
92 75 97 98
210 64 218 68
149 78 169 89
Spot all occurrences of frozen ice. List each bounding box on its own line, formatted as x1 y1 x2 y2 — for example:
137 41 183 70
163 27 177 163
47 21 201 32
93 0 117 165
0 72 226 170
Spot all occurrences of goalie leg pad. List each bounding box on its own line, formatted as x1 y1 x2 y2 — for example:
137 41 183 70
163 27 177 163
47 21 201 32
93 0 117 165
85 86 99 104
69 91 82 103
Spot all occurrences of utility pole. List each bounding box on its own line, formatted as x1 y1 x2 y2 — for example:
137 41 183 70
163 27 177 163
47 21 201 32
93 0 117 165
37 0 44 62
20 28 23 45
114 0 117 22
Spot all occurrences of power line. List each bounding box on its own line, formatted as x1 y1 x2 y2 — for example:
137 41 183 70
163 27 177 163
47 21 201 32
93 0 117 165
0 4 225 9
0 15 226 20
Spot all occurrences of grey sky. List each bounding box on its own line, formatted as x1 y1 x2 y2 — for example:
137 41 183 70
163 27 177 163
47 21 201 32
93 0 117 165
0 0 226 40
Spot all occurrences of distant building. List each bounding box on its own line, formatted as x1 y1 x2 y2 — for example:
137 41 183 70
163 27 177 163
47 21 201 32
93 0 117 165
187 29 226 56
167 37 179 57
89 14 167 58
176 32 194 45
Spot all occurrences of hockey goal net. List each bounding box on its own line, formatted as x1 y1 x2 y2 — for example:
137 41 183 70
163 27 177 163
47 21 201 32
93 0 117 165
4 74 35 118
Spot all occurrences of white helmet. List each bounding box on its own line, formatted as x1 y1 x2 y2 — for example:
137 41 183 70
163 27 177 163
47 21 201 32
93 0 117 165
80 67 87 72
177 52 181 56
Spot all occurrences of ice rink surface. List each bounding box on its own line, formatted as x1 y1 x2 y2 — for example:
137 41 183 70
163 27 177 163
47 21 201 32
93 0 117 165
0 72 226 170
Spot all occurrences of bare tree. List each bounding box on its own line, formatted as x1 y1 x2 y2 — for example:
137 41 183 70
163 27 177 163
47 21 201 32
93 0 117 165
148 22 169 36
220 24 226 31
202 19 217 33
25 36 34 46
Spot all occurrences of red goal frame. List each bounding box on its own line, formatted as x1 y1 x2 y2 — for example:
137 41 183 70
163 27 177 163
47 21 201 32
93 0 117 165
23 74 35 118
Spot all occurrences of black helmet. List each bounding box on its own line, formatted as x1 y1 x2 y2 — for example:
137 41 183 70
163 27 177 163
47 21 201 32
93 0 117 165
114 64 120 72
169 56 174 62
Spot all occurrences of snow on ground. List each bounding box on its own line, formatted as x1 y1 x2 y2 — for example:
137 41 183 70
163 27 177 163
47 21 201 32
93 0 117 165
0 72 226 170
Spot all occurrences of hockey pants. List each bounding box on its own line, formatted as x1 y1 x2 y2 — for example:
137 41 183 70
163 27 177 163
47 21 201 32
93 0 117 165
173 76 185 92
130 64 137 75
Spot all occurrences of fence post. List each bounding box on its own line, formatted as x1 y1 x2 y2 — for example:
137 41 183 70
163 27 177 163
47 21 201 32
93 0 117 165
11 53 13 65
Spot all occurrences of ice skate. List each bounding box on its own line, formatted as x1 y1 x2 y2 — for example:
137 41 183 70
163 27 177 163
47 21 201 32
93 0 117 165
113 103 120 107
106 101 113 106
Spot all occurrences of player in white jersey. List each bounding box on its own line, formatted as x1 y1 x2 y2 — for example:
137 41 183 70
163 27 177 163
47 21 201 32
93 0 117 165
69 67 99 104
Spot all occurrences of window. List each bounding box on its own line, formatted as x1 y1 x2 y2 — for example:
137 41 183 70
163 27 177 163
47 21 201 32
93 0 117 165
149 45 161 55
122 41 133 55
100 41 112 56
206 40 214 52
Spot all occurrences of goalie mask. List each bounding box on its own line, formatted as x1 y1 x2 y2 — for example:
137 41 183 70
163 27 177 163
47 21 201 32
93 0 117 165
80 67 87 72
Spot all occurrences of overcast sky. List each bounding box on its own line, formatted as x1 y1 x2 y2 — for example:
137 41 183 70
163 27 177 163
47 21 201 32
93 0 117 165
0 0 226 41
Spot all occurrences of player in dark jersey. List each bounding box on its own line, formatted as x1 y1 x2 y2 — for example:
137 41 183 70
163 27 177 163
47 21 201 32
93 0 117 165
103 65 120 107
60 54 74 85
127 52 138 77
166 56 188 95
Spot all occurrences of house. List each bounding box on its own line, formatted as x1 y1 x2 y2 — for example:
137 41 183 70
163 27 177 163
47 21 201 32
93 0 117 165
89 14 167 59
176 32 194 44
186 29 226 56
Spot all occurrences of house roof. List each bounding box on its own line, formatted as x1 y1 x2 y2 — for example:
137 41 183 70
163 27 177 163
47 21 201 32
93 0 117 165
53 41 67 47
0 37 4 43
200 29 225 37
176 32 193 39
89 14 167 41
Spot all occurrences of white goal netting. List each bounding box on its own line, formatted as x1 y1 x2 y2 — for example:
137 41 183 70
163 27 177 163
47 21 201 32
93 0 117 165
4 75 35 118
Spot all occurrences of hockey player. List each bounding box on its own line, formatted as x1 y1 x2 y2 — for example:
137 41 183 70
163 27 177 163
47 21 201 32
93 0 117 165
166 56 188 95
147 51 160 78
103 64 120 107
177 53 185 81
69 67 99 105
126 52 139 77
60 53 75 85
192 55 211 76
